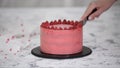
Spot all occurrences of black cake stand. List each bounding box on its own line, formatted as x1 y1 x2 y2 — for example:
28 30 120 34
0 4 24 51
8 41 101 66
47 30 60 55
31 46 92 59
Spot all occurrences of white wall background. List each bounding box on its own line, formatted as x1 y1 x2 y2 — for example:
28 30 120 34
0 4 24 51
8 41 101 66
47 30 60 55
0 0 119 8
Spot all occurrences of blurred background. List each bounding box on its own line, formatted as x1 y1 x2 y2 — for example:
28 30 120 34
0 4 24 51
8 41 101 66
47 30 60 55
0 0 120 68
0 0 120 8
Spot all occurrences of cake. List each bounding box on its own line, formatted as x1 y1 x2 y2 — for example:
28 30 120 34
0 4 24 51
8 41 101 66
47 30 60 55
40 19 83 55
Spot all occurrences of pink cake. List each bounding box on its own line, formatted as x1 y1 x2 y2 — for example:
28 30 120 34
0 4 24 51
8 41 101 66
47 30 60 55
40 19 83 55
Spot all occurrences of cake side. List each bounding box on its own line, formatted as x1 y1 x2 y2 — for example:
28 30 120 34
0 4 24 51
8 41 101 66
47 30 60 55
40 20 83 55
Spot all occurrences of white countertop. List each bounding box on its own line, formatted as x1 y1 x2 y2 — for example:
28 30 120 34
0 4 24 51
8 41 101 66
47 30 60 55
0 7 120 68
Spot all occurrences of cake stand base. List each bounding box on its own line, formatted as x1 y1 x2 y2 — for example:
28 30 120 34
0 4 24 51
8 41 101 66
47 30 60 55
31 46 92 59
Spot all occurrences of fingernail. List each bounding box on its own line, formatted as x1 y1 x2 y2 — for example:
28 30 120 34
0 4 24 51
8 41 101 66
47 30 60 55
88 17 92 20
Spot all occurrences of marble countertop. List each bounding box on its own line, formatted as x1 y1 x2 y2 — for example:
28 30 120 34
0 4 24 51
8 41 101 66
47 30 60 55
0 6 120 68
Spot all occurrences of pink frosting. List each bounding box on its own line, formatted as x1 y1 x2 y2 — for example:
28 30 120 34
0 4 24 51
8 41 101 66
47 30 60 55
40 20 83 55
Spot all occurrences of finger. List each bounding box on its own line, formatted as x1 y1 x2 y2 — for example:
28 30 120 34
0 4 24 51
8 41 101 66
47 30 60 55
81 2 97 20
88 8 104 20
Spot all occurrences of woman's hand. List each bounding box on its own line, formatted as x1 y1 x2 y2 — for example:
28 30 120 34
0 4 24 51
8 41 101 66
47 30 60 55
81 0 117 20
